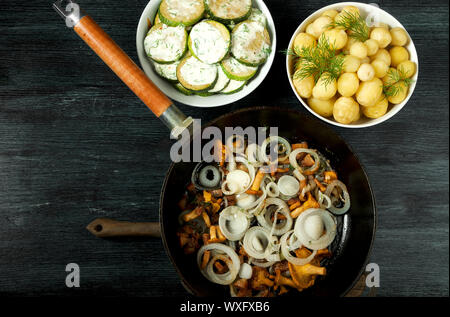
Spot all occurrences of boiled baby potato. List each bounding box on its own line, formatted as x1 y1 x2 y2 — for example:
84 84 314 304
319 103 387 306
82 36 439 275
364 39 379 56
390 46 409 67
382 67 399 85
293 69 315 98
350 42 368 59
390 27 409 46
371 59 389 78
371 48 391 66
333 96 360 124
321 9 339 19
294 33 317 56
356 77 383 107
362 95 388 118
343 37 358 54
388 81 409 104
357 63 375 81
323 28 348 50
343 55 361 73
338 72 359 97
370 27 392 48
306 23 319 39
313 16 333 35
312 74 337 100
397 60 416 78
308 96 336 117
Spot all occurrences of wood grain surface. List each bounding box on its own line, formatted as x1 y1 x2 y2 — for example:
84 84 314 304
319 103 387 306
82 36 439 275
0 0 448 296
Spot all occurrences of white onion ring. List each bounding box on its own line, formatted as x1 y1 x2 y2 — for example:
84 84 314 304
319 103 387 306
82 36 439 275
260 136 292 163
256 198 293 236
277 175 300 198
235 156 256 193
219 206 250 241
324 180 351 215
249 257 276 268
265 182 279 197
226 134 245 154
294 208 337 250
243 226 272 259
318 191 332 209
245 143 263 167
289 148 321 175
280 230 316 266
197 243 240 285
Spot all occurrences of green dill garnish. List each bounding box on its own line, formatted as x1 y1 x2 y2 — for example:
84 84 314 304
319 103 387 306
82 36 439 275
383 68 414 97
327 11 370 42
284 35 344 87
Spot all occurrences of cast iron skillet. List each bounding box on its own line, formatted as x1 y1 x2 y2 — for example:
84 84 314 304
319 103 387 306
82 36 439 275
159 107 376 296
54 2 376 297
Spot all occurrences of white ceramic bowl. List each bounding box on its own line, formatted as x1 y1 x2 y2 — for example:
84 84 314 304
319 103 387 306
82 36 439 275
137 0 277 108
286 2 419 128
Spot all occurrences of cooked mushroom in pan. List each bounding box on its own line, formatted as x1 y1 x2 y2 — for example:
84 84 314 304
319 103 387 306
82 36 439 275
177 136 351 297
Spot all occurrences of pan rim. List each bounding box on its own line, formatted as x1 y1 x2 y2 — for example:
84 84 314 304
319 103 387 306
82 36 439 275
159 106 377 297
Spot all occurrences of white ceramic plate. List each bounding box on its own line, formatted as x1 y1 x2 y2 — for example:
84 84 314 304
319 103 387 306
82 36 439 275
286 2 419 128
137 0 277 108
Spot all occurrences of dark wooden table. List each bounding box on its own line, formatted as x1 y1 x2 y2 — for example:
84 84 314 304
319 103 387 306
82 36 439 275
0 0 448 297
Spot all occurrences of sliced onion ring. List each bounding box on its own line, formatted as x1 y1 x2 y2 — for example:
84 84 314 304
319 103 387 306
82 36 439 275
256 198 293 236
219 206 250 241
260 136 292 163
294 208 337 250
324 180 351 215
197 243 240 285
243 226 272 259
280 230 316 266
289 148 321 175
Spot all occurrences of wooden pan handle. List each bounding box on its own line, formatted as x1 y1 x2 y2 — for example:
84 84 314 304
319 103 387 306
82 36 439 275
86 218 161 238
74 16 172 117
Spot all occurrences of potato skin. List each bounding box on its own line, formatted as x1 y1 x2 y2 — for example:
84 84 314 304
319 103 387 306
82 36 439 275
390 27 409 46
364 39 379 56
308 97 336 117
357 63 375 81
397 60 416 78
333 96 360 124
370 27 392 48
321 9 339 19
362 95 388 118
294 33 316 56
371 59 389 78
313 16 333 35
350 42 368 59
390 46 409 67
343 55 361 73
371 49 391 66
323 28 348 50
312 74 337 101
356 77 383 107
387 81 409 104
293 69 315 98
338 72 360 97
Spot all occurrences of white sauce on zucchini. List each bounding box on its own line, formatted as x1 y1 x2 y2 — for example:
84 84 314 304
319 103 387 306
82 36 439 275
222 79 245 93
180 56 217 86
144 24 186 62
164 0 203 20
223 57 257 75
248 8 267 27
153 60 180 81
209 65 230 92
231 21 270 65
206 0 251 19
190 21 229 64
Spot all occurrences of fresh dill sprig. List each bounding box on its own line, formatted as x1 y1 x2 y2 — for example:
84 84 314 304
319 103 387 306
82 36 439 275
327 11 370 42
287 35 344 87
383 68 414 97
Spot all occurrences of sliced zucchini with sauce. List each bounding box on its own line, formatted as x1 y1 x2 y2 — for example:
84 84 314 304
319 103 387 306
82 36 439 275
221 79 246 94
248 8 267 27
231 20 271 67
154 10 162 25
144 23 187 63
188 20 230 64
209 65 231 93
153 60 180 82
175 83 194 95
159 0 205 27
177 55 218 91
205 0 252 24
221 56 258 81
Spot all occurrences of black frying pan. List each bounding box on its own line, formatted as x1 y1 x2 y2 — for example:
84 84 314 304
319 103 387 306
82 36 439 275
55 2 376 297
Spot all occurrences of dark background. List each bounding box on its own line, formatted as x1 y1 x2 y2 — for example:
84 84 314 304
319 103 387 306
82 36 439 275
0 0 448 296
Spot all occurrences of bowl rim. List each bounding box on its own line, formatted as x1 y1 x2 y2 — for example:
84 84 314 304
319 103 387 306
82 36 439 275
136 0 277 108
286 1 419 129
